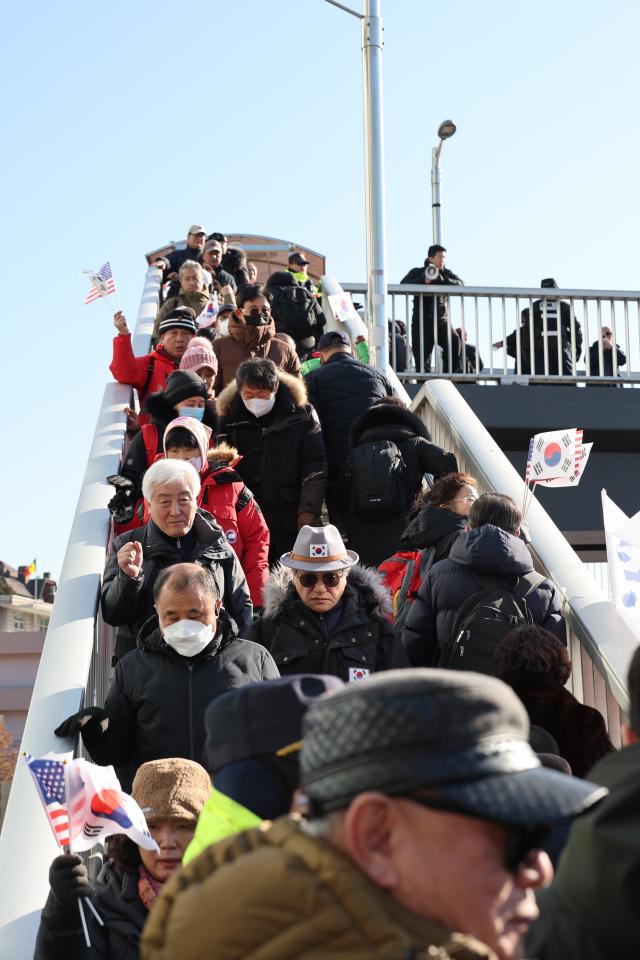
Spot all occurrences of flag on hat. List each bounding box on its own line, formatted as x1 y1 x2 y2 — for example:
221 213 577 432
83 262 117 304
525 428 583 483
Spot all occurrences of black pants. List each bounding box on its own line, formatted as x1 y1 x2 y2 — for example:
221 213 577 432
411 309 462 373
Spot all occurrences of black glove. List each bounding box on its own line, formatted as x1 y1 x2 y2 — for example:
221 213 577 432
252 607 263 622
49 854 92 905
106 475 136 524
54 707 108 738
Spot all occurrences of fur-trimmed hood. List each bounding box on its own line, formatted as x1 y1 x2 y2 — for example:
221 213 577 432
216 370 308 419
206 442 240 466
262 563 392 622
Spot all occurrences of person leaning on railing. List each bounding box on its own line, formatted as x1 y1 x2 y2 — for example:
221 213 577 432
401 244 464 374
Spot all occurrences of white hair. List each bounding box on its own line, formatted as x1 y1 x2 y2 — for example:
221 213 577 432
142 458 201 502
179 259 205 282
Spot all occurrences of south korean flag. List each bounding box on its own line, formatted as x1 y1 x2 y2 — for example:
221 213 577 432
310 544 328 558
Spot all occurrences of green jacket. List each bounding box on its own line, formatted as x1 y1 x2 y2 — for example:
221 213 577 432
182 787 261 866
526 743 636 960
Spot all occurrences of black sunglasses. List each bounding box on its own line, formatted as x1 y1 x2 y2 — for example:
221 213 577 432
296 571 344 588
401 792 550 873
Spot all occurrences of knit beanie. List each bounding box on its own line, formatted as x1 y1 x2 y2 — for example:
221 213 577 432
180 336 218 376
132 758 210 826
162 369 208 406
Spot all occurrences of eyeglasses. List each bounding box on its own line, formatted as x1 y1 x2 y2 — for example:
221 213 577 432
400 792 550 874
296 571 344 589
450 495 477 504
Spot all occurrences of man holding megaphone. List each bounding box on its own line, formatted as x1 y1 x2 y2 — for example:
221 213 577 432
401 244 464 374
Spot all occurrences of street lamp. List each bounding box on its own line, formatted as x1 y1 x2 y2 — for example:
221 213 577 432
323 0 389 372
431 119 457 245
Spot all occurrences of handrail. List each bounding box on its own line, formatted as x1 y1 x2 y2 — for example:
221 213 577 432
0 267 161 959
343 282 640 300
411 379 634 717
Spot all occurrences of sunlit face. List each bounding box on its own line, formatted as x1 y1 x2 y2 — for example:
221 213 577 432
247 262 258 282
195 365 215 392
166 445 198 462
203 245 222 267
241 295 271 323
442 483 478 518
381 800 552 960
240 385 274 402
155 582 220 631
173 395 205 413
431 250 446 270
139 819 195 882
149 481 197 538
187 231 206 251
293 568 348 612
160 328 193 359
180 268 202 294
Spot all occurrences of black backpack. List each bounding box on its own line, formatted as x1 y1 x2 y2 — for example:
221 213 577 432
270 283 317 339
347 439 408 519
439 572 546 675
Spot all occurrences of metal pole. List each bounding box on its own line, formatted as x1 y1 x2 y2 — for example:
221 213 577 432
431 142 443 244
362 0 389 371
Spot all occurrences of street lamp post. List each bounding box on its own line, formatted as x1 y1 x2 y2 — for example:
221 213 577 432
324 0 389 372
431 119 456 245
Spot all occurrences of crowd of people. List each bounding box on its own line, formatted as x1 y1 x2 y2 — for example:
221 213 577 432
37 224 637 959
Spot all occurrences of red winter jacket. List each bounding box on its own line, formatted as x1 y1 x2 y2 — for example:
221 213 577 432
109 335 180 425
199 448 270 608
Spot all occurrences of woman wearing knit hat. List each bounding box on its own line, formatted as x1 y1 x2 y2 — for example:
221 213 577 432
179 336 218 399
108 369 216 534
34 758 210 960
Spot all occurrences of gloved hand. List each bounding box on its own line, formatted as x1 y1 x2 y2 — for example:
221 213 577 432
49 854 92 905
297 512 319 529
54 707 108 738
106 475 136 523
252 607 263 622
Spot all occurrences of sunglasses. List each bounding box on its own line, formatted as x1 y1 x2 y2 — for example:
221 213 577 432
296 571 344 589
401 792 550 873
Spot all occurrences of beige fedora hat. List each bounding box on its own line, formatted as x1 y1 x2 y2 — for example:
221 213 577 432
280 525 358 572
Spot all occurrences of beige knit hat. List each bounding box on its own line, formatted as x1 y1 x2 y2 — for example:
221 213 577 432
131 758 210 825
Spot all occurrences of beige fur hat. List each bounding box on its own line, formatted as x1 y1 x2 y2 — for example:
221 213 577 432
132 758 210 825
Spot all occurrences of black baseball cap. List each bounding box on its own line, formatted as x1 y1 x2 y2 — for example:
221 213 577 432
317 330 350 350
541 278 559 288
301 670 607 826
289 252 310 266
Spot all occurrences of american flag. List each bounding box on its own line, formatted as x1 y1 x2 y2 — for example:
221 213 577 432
84 262 116 304
25 756 70 847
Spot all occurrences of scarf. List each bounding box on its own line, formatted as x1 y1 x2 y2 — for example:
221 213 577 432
138 865 164 910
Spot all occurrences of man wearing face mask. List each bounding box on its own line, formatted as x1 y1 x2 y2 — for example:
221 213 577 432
212 283 300 393
101 459 253 660
55 564 278 790
217 357 327 564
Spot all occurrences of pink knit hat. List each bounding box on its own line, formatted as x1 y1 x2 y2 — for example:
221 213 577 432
180 336 218 375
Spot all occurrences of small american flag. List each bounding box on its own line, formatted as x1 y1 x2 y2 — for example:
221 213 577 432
26 756 70 847
84 262 116 304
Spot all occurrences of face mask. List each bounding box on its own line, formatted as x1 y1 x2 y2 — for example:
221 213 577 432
189 455 203 472
178 406 205 421
243 395 276 417
162 619 214 657
243 311 270 326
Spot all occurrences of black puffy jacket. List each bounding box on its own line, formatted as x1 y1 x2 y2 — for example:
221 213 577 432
216 371 327 562
400 501 467 557
101 510 252 660
35 862 146 960
401 524 565 666
305 352 394 479
80 613 278 789
346 405 458 566
249 564 408 682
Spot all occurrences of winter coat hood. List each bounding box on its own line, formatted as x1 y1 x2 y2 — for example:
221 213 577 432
266 270 297 289
401 502 466 550
216 370 308 418
262 563 392 622
206 441 241 468
163 416 212 470
349 402 432 446
448 524 533 577
227 315 275 349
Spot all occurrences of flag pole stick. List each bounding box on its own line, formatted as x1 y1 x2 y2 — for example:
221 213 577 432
77 900 91 948
84 897 104 926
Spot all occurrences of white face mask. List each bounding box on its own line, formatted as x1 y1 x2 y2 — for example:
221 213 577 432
189 455 203 472
162 619 214 657
243 394 276 417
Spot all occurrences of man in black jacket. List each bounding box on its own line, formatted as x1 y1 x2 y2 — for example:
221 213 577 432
401 244 464 373
216 358 327 564
152 224 207 285
102 458 252 660
305 331 394 533
56 564 278 789
402 493 565 666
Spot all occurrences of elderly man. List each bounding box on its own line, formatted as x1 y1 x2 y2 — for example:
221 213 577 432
101 459 252 660
152 224 207 284
55 564 277 790
250 524 408 680
110 306 197 424
216 357 326 563
141 670 606 960
153 261 210 339
202 239 237 292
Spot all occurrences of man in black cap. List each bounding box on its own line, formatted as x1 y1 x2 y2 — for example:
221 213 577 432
151 224 207 285
141 669 605 960
494 278 583 377
109 306 197 424
287 250 317 295
305 330 394 534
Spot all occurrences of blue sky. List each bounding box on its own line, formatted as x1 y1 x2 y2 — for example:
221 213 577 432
2 0 639 580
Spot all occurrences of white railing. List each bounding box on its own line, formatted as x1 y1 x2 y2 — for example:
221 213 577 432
344 282 640 383
411 379 635 743
0 267 161 959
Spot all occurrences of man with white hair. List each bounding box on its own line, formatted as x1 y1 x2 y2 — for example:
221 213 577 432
101 459 253 660
56 562 278 790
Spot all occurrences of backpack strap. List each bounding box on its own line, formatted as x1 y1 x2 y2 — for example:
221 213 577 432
142 423 159 467
140 354 156 397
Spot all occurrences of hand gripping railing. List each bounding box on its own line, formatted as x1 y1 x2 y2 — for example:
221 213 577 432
410 379 635 740
0 267 161 959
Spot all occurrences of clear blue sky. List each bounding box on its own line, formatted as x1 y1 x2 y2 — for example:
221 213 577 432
2 0 639 580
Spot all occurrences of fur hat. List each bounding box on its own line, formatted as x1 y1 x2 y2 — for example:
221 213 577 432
132 758 210 826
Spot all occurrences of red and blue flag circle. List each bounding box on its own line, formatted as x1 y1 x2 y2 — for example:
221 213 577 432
543 442 562 467
91 789 133 829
